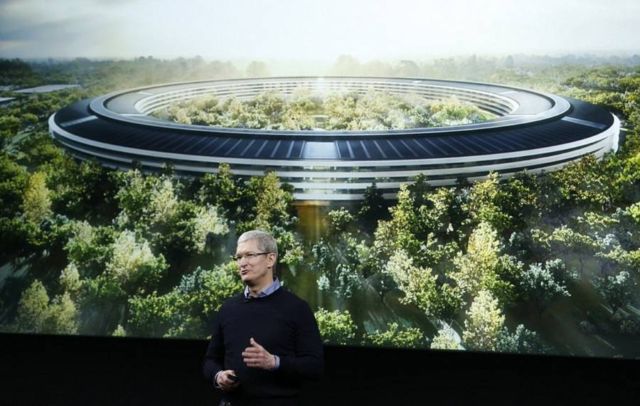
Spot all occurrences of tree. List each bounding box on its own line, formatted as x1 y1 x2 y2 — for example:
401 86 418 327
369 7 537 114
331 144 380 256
243 171 296 231
105 230 167 295
112 324 127 337
383 249 439 317
65 222 116 278
430 324 463 350
113 171 183 233
198 163 242 221
0 152 29 217
551 155 613 211
127 291 182 337
532 226 598 276
451 221 519 304
245 61 270 78
312 236 364 300
595 270 635 312
175 263 243 319
128 262 243 338
44 157 117 222
22 171 52 224
152 200 229 261
496 324 548 354
191 204 229 253
14 280 49 332
519 259 571 314
0 115 21 147
314 308 357 345
464 172 512 233
365 322 426 349
113 169 156 228
462 290 504 351
14 280 78 334
59 262 82 297
44 292 78 334
357 182 389 233
327 208 354 234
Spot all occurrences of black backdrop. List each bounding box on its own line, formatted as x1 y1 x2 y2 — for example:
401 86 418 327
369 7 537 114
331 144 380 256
1 332 638 405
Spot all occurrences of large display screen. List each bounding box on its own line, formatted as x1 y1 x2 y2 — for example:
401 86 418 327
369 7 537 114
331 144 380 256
1 0 639 360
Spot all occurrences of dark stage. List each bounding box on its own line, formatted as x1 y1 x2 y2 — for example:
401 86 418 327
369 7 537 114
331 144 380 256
1 333 638 405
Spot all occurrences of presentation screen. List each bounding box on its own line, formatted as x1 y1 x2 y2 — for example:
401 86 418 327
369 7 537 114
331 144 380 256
1 0 639 360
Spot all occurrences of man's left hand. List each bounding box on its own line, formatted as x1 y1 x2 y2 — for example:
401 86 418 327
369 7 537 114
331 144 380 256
242 337 277 370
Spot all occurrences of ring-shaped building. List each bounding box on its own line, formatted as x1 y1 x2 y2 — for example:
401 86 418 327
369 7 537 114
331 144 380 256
49 77 620 200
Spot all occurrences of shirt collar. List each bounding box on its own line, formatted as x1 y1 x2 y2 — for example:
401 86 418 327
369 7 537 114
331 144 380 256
244 278 281 299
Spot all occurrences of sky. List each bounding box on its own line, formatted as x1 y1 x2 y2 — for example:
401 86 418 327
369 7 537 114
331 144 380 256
1 0 639 61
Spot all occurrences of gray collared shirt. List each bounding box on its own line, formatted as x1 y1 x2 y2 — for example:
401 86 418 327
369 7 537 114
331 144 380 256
243 278 281 299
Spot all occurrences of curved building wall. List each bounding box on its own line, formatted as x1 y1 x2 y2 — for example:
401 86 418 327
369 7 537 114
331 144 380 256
49 77 620 201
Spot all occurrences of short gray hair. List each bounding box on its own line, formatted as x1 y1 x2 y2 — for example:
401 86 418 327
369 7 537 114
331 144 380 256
237 230 278 257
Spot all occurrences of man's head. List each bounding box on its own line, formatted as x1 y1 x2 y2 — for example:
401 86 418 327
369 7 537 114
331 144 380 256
235 230 278 287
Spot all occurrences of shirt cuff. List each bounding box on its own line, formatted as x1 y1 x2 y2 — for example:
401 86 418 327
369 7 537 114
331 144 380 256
213 371 222 388
273 355 280 370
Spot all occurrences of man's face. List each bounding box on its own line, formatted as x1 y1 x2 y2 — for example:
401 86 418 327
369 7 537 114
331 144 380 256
235 239 275 287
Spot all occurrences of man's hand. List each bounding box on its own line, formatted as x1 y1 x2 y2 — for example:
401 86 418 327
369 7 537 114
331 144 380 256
216 370 240 392
242 337 277 370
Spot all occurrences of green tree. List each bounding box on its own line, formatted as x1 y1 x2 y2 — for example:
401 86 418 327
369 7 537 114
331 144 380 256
65 221 116 278
44 157 117 221
383 249 438 316
14 280 49 332
451 222 519 304
105 230 167 295
312 235 366 300
496 325 547 354
595 270 635 313
464 172 512 232
243 171 296 231
127 262 242 338
430 325 463 350
199 163 242 221
0 115 21 147
327 208 354 234
175 262 242 319
44 292 78 334
365 322 426 349
462 289 505 352
59 262 82 297
127 291 182 337
519 259 571 314
314 308 357 345
22 171 52 224
0 152 29 217
551 155 613 211
14 280 78 334
357 182 389 233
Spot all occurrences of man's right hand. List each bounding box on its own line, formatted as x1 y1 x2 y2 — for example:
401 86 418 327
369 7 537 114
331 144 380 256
216 370 240 391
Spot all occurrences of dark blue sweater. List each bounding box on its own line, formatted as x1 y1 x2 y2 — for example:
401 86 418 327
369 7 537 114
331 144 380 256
203 287 324 401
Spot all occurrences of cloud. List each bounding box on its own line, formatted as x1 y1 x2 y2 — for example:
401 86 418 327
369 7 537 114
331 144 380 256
1 0 639 60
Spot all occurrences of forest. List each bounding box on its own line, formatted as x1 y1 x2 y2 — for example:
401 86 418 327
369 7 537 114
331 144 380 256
1 55 639 357
153 88 493 131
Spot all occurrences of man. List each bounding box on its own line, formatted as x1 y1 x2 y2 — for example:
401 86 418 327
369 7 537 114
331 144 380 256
203 230 324 406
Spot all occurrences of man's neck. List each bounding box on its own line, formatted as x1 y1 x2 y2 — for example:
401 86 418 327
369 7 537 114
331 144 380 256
247 278 274 297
